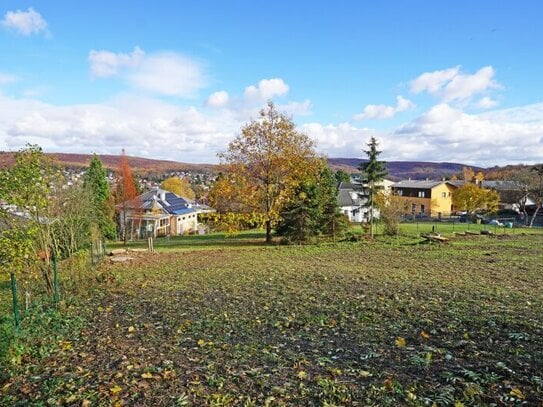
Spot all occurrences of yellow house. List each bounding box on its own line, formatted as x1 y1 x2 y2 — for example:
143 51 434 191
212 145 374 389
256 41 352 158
391 180 463 217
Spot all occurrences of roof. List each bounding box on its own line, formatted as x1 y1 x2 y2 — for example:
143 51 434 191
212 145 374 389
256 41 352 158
482 180 526 190
120 188 198 215
392 180 462 189
337 182 367 207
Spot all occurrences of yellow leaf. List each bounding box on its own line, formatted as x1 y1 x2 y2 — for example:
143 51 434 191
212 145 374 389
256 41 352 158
141 372 154 379
510 388 525 399
81 400 91 407
420 331 430 340
110 385 122 395
61 341 72 351
454 402 465 407
297 371 307 380
197 339 205 346
128 326 135 333
395 336 406 347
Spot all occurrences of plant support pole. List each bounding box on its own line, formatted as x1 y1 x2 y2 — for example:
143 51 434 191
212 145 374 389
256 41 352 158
10 272 20 329
53 255 59 306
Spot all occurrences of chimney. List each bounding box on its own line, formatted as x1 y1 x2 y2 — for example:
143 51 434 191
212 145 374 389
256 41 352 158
160 191 166 202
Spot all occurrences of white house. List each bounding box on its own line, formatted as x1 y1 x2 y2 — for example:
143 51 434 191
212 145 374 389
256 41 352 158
117 188 213 240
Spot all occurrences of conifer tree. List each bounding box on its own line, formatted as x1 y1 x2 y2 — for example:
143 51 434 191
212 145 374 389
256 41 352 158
359 137 387 239
83 154 116 239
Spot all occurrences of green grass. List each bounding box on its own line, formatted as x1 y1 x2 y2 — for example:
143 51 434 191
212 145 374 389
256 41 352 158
2 233 543 405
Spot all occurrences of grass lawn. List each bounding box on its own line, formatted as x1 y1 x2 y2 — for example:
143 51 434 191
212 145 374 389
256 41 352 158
2 233 543 405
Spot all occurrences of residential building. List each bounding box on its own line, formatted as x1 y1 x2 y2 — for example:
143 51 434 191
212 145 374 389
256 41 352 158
391 180 461 217
117 188 213 239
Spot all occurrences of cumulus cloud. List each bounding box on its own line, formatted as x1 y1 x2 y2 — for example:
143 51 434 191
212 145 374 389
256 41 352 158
2 7 48 36
391 103 543 165
410 65 499 103
243 78 289 102
88 47 206 97
89 47 144 78
0 93 242 162
353 96 414 121
205 90 230 108
475 96 499 109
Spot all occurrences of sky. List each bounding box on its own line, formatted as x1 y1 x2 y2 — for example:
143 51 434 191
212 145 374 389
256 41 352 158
0 1 542 166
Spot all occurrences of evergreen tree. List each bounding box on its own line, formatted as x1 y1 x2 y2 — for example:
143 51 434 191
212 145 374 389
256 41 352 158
320 168 348 241
334 169 350 184
276 180 321 243
359 137 388 238
83 154 116 239
276 166 347 243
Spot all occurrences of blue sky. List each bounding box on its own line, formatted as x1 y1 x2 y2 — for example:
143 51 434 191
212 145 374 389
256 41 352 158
0 1 542 166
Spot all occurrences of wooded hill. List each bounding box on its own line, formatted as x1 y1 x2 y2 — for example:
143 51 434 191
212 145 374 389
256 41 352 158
0 151 532 180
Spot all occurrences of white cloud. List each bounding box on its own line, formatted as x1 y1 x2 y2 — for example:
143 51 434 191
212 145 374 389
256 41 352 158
354 96 415 120
278 99 313 116
0 73 19 85
243 78 289 102
475 96 499 109
88 47 206 97
89 47 144 78
391 103 543 165
410 65 499 103
2 7 48 36
205 90 229 108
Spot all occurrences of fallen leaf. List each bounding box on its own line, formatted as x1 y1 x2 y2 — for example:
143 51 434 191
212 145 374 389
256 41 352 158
128 326 135 333
141 372 154 379
510 388 525 399
420 331 430 340
110 384 122 395
297 371 307 380
395 337 406 347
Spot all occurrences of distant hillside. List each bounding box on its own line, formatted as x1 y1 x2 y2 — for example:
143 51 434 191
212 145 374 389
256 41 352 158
0 152 217 174
328 158 485 180
0 151 503 180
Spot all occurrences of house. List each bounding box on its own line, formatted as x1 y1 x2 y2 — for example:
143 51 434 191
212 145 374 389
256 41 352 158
481 180 535 212
391 180 462 218
337 179 393 222
117 188 213 239
338 182 369 222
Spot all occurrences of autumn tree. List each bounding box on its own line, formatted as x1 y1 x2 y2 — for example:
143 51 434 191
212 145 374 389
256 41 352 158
375 193 409 236
452 183 499 214
527 165 543 226
161 176 195 200
0 145 58 288
0 145 94 294
462 166 475 182
217 102 319 243
83 154 116 239
359 137 388 239
115 150 139 243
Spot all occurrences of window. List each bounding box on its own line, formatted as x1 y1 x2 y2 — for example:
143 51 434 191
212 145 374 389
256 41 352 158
420 204 425 214
441 192 447 198
397 190 403 196
418 191 425 198
411 203 416 213
159 218 169 227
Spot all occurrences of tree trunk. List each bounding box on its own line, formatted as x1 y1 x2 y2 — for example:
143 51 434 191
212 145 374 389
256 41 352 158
265 220 272 243
529 204 542 227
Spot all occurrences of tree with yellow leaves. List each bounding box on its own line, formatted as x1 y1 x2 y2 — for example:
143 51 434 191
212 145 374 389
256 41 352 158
161 176 195 200
215 102 320 243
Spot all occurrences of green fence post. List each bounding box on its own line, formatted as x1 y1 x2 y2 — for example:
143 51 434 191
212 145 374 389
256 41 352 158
102 238 106 258
10 272 20 329
53 254 59 306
